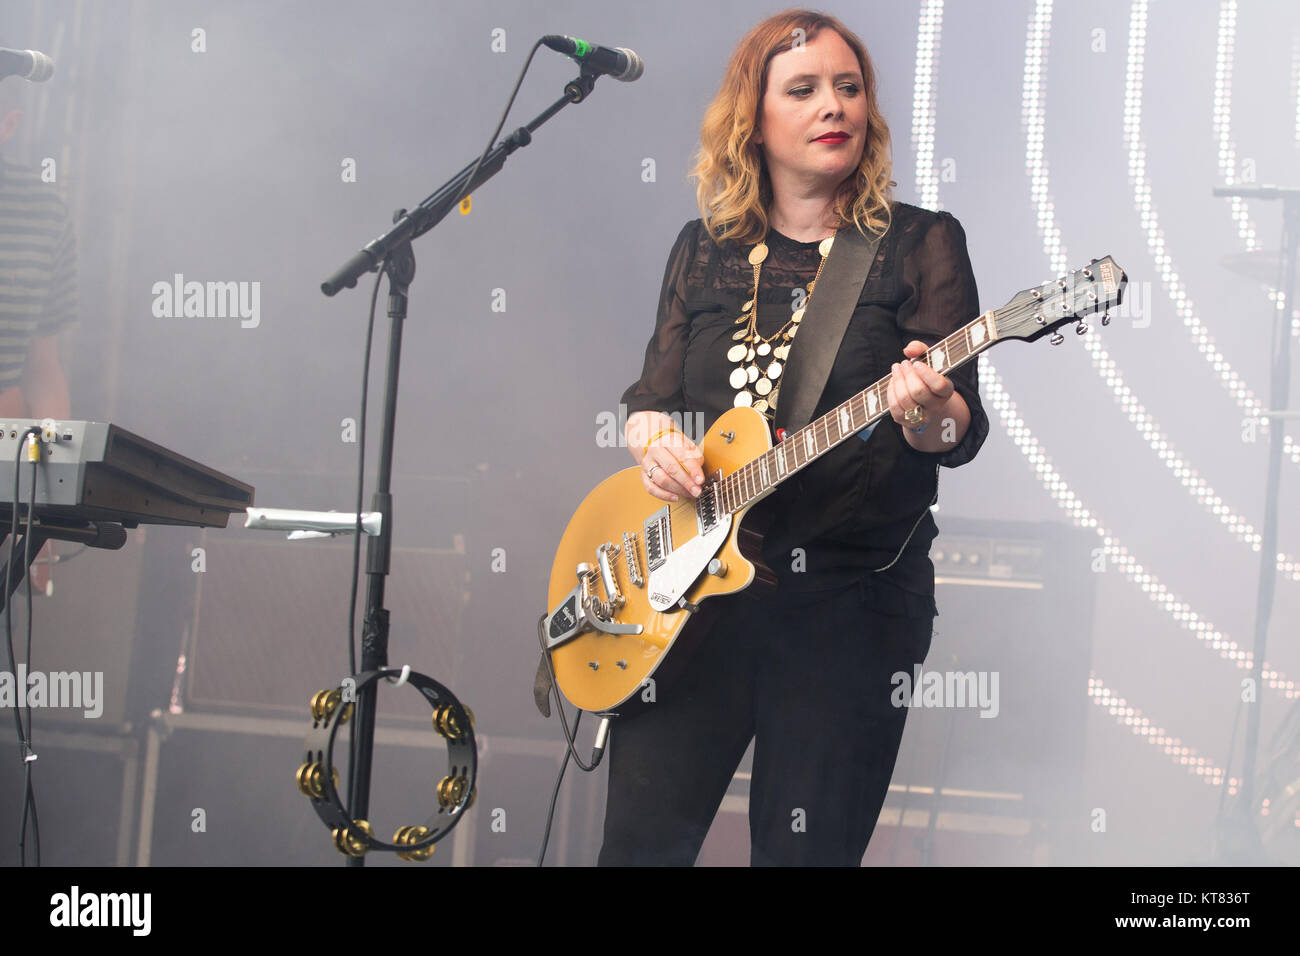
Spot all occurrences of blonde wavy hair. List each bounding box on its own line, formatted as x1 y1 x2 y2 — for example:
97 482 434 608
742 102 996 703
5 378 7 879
692 9 894 246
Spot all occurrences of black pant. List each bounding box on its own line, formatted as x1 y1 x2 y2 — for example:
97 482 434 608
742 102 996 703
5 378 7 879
597 575 935 866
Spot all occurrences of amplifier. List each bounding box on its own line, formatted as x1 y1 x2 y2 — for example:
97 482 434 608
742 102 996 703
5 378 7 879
179 531 469 721
896 517 1096 862
931 533 1048 586
697 518 1096 865
2 528 147 729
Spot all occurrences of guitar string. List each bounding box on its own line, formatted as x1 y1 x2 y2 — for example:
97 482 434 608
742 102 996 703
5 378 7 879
651 279 1097 541
652 297 1047 527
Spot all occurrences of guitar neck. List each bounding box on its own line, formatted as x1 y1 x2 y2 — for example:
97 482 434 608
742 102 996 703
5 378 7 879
715 309 1000 516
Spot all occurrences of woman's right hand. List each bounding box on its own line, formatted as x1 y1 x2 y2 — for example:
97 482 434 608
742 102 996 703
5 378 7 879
627 411 705 502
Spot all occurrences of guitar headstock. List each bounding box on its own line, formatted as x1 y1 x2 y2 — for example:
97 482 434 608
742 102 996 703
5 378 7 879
995 256 1127 344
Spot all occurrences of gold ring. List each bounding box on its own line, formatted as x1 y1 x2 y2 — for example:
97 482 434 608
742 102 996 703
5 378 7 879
904 405 926 426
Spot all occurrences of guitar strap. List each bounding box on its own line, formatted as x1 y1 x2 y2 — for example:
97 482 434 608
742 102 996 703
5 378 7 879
532 219 888 718
773 221 885 435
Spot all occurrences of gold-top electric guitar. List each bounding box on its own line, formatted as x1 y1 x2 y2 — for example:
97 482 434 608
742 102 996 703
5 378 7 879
542 257 1127 714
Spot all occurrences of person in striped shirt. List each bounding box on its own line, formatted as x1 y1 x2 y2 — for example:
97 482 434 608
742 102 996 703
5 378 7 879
1 75 74 590
0 75 73 424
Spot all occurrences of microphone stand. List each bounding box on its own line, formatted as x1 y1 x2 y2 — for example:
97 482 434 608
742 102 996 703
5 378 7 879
1211 184 1299 863
320 66 602 867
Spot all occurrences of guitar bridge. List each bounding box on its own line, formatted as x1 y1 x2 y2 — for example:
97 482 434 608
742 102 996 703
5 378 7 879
622 530 644 588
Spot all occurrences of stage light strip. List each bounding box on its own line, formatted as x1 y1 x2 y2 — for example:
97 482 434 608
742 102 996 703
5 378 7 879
981 361 1297 700
1212 1 1259 252
1022 3 1064 267
1022 0 1300 577
911 0 944 212
1089 674 1235 791
1017 0 1291 802
915 3 1294 773
1125 0 1300 467
1214 2 1296 339
1293 35 1300 149
915 2 1291 808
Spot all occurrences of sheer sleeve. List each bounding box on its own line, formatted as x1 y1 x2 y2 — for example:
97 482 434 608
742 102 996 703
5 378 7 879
895 211 989 469
620 220 701 417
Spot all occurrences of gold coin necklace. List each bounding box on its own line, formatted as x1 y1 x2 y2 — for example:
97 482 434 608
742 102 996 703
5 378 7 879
729 232 835 416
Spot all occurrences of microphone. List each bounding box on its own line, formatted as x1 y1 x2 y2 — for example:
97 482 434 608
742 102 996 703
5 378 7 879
0 48 54 82
541 35 643 82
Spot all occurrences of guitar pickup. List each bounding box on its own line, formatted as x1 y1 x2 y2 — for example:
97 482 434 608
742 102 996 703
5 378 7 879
695 471 722 535
644 506 671 572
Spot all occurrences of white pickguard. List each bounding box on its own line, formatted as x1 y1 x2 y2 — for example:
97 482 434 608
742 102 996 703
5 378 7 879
645 514 732 612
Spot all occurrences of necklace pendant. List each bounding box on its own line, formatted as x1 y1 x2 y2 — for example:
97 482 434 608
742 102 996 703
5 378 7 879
756 342 771 356
732 328 749 341
748 244 768 266
767 387 779 409
766 361 782 380
791 308 805 324
727 343 747 363
753 398 769 414
745 346 755 362
742 299 754 312
788 324 799 339
729 367 748 389
819 236 835 258
746 364 760 384
733 390 753 408
774 345 790 360
754 377 772 396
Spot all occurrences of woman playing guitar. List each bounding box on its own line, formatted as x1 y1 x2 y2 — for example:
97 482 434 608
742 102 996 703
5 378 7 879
599 9 989 866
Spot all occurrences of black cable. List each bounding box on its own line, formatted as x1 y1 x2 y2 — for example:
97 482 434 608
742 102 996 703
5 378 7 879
20 452 38 865
342 38 551 813
537 710 579 867
534 614 614 865
535 614 603 773
344 266 384 815
347 267 383 676
449 38 546 216
3 427 40 865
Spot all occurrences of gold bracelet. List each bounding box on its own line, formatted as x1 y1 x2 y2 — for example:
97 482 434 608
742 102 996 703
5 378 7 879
642 426 678 456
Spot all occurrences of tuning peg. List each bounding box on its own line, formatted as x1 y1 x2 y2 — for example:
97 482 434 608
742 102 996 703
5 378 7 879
1075 320 1089 335
1050 331 1064 346
1101 312 1111 326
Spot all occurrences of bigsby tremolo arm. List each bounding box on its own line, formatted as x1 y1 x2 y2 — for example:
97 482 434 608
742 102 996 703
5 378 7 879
542 549 643 650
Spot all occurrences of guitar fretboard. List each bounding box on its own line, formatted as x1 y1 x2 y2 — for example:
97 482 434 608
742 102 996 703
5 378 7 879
714 309 999 516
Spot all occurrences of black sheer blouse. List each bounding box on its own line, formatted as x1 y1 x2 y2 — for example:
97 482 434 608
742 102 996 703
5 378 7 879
621 202 989 609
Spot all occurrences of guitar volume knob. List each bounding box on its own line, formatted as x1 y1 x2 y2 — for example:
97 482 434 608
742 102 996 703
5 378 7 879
707 558 727 578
